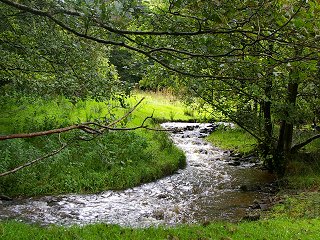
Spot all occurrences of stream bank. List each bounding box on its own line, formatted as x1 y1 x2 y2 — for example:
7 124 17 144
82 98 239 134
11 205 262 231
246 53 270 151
0 122 276 227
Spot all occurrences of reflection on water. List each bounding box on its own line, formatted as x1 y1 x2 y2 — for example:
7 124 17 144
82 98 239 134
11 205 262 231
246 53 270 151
0 122 275 227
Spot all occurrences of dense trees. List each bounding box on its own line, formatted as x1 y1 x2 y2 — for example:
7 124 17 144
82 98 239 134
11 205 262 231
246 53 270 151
1 0 320 173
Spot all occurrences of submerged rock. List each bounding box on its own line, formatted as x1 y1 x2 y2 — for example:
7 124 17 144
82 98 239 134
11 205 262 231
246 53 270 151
157 194 168 199
242 212 260 221
0 195 13 201
228 161 241 166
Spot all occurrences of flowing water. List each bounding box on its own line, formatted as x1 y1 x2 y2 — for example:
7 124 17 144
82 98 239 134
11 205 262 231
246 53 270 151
0 122 275 227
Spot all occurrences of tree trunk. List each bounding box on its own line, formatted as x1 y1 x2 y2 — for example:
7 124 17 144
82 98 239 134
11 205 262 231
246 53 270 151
277 120 286 151
264 44 274 140
284 81 298 152
263 70 272 143
275 68 299 174
261 44 274 170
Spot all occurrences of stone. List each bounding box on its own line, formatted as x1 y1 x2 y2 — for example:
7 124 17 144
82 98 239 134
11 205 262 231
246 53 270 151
259 203 269 211
251 203 260 209
230 152 243 158
228 161 241 166
242 213 260 221
0 195 13 201
157 194 168 199
240 185 248 191
153 210 165 220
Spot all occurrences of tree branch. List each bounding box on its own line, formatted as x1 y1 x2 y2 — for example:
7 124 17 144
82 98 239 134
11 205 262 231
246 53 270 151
1 0 308 84
106 97 145 127
0 143 68 177
0 0 248 37
290 134 320 153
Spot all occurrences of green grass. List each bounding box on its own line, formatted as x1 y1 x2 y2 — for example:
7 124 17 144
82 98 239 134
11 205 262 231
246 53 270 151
1 218 320 240
206 126 257 154
282 151 320 189
0 91 204 135
124 90 211 123
268 191 320 219
0 92 191 197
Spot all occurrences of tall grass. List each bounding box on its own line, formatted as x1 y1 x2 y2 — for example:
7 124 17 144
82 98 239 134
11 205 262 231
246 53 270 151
125 90 210 122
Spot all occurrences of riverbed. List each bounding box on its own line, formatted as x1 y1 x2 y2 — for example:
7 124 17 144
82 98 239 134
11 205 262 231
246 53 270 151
0 122 275 227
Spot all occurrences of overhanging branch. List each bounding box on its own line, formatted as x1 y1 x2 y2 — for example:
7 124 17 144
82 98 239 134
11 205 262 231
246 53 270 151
0 97 145 141
290 134 320 153
1 0 309 84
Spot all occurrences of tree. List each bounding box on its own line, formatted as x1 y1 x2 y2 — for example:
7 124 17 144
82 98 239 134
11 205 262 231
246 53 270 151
1 0 320 174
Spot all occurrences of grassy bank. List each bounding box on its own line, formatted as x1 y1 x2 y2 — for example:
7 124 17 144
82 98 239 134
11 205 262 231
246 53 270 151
0 91 199 135
206 126 257 154
206 124 320 188
128 90 214 122
206 126 320 187
1 218 320 240
0 92 194 197
205 125 320 236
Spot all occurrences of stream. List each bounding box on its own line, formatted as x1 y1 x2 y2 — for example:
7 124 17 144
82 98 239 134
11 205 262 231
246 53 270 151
0 122 275 227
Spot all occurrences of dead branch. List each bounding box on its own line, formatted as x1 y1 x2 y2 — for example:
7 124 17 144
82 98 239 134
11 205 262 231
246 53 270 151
0 143 68 177
0 97 145 141
106 97 145 127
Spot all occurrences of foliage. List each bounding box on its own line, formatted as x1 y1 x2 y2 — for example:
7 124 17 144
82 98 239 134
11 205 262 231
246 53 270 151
0 2 120 101
109 48 151 93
